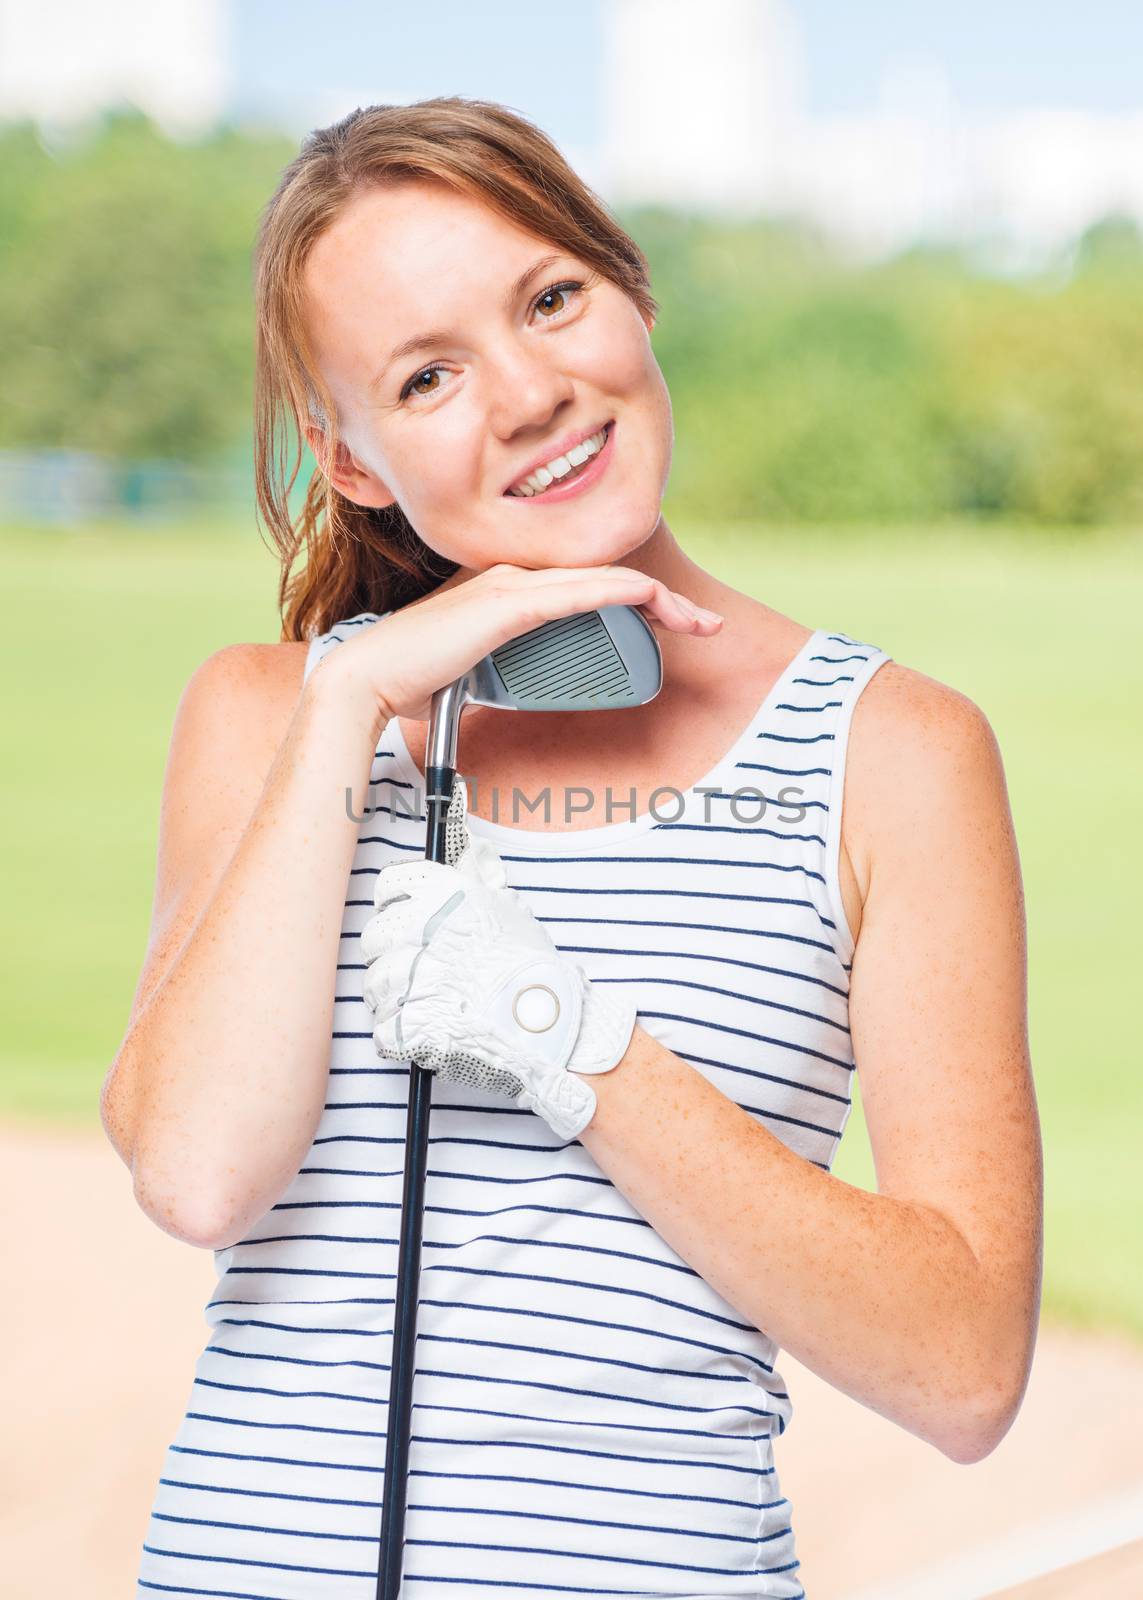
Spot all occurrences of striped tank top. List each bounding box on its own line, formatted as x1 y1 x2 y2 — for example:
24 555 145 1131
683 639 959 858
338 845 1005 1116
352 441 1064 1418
136 610 892 1600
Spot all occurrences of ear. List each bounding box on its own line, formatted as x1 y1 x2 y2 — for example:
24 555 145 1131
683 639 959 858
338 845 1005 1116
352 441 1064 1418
305 424 397 510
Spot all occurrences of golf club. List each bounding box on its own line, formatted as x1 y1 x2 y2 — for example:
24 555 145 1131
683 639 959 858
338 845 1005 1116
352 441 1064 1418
375 602 663 1598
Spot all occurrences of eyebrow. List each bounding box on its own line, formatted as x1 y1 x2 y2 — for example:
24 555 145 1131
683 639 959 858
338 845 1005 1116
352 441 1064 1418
372 252 566 391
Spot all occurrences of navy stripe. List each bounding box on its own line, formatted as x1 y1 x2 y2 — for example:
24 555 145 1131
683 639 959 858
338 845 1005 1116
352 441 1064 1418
158 1464 772 1511
170 1435 772 1478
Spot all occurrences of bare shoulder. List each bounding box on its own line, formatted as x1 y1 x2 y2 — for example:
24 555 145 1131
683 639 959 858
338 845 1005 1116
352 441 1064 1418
144 638 313 943
184 638 311 723
850 656 996 756
159 637 312 876
841 657 1011 911
162 639 312 809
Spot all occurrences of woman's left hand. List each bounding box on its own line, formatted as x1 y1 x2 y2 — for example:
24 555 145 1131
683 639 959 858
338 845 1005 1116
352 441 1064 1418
360 779 636 1141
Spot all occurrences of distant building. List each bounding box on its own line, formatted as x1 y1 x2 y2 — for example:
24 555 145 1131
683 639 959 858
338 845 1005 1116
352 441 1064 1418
0 0 229 133
599 0 1143 267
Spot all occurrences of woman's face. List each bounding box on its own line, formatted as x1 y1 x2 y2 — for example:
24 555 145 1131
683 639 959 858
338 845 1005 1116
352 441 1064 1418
301 179 673 575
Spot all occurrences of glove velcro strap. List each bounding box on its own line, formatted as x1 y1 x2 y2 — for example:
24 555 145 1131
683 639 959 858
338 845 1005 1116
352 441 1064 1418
485 955 583 1074
568 977 638 1078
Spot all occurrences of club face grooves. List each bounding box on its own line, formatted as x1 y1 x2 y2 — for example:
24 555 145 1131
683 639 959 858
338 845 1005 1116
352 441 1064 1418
491 611 631 706
477 606 662 712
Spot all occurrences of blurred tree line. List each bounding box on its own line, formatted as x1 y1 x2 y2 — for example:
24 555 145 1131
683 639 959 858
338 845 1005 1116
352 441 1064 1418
0 113 290 463
2 111 1141 526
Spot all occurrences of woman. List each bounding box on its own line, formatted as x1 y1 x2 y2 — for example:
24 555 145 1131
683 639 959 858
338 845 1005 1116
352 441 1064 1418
104 98 1042 1599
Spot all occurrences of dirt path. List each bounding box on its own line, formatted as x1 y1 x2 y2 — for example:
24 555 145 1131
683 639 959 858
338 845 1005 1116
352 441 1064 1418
6 1120 1141 1599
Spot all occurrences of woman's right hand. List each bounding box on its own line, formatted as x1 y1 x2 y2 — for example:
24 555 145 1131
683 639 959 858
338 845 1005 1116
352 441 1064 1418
311 562 724 726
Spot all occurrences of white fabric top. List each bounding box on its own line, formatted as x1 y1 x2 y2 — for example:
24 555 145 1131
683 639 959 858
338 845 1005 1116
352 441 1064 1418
136 611 892 1600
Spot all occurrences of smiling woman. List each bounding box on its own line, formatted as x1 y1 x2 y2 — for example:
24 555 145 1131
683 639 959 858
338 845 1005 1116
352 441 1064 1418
112 94 1041 1600
252 97 665 640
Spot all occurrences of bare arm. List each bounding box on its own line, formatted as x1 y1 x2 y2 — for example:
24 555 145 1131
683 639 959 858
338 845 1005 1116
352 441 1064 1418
100 641 384 1249
571 666 1043 1464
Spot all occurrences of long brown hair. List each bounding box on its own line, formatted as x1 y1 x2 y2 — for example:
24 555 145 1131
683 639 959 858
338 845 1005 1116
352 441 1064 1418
253 96 659 641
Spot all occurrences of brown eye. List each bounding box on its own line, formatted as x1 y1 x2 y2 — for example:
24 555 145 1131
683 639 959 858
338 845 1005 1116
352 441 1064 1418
533 280 584 320
409 367 441 396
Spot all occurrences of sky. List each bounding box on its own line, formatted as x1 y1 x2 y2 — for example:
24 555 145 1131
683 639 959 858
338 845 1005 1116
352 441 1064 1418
795 1 1143 116
231 0 603 146
231 0 1143 137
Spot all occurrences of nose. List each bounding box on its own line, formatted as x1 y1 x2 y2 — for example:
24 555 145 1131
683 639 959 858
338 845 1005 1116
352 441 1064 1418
483 331 576 442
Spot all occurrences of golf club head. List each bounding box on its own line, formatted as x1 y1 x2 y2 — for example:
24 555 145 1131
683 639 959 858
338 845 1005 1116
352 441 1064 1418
472 604 662 711
428 605 662 771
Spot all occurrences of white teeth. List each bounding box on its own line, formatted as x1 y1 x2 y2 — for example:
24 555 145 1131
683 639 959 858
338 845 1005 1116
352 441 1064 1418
508 425 609 496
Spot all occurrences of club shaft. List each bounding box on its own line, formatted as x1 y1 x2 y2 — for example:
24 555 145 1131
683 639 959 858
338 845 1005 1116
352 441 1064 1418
375 760 455 1598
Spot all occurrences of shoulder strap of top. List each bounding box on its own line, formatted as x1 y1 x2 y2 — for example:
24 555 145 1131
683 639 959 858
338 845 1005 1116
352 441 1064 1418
302 610 390 686
815 630 893 967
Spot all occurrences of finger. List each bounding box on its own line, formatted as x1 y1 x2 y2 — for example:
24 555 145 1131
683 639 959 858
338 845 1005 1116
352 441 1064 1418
371 858 458 913
630 582 723 632
360 885 433 960
371 1010 409 1062
360 902 427 965
362 955 401 1018
360 911 388 966
509 569 720 637
369 857 448 908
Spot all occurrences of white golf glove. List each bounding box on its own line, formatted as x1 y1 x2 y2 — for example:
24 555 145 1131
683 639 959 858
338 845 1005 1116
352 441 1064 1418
359 777 636 1141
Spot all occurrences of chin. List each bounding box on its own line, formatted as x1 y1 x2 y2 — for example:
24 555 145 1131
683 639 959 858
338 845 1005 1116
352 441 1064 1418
517 526 650 575
448 489 662 576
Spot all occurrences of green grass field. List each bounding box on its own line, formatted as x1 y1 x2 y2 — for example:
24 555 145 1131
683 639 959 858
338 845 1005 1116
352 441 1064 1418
2 515 1140 1341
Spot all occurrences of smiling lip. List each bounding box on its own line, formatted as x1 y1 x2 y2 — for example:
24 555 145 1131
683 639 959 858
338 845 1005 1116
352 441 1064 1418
502 420 614 497
503 423 615 505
